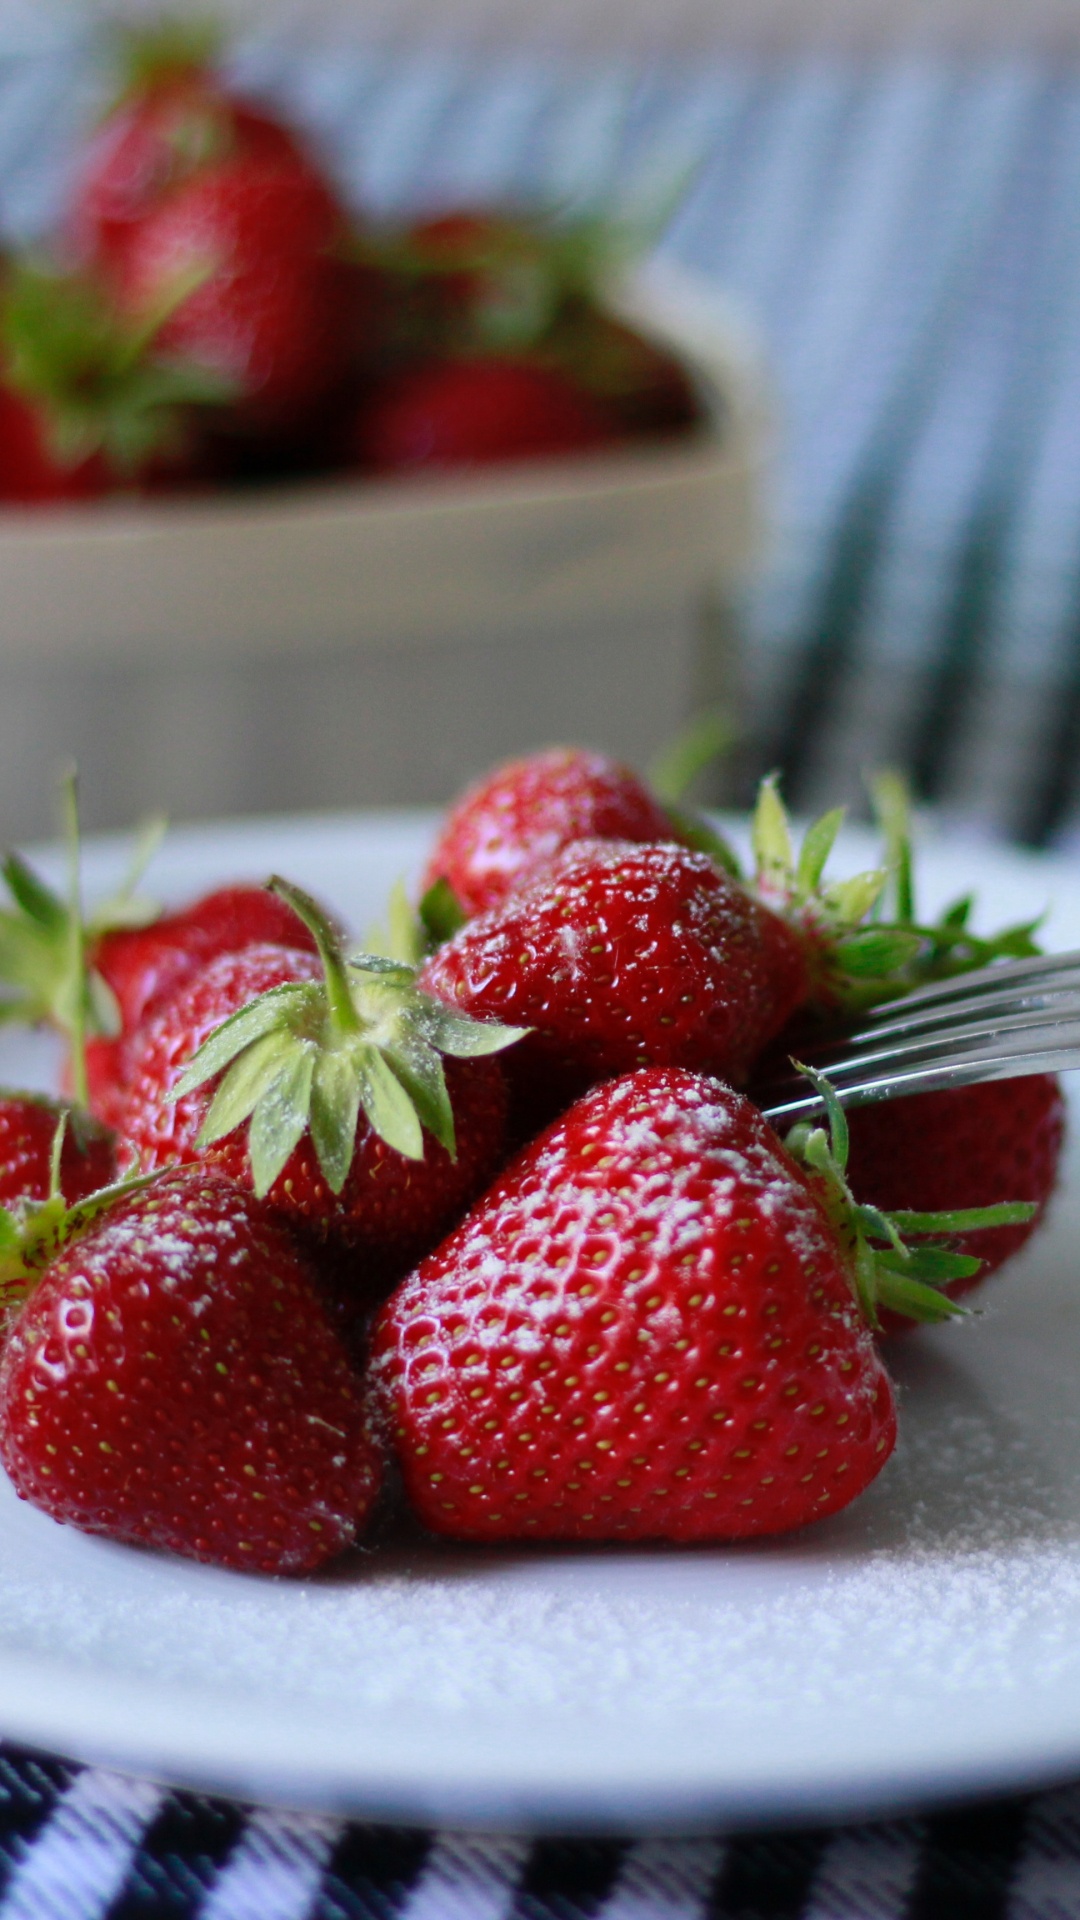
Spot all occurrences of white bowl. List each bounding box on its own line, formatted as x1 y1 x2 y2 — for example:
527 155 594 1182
0 263 766 839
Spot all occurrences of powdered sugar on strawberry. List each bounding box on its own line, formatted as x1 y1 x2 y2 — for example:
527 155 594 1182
373 1068 895 1543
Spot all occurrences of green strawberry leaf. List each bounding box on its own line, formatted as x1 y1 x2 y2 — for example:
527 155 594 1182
796 808 845 896
0 784 164 1090
247 1047 317 1198
196 1029 294 1145
790 1061 849 1171
822 870 887 928
876 1245 982 1283
751 774 794 888
939 894 973 929
888 1201 1037 1235
177 876 527 1196
172 984 317 1099
874 1267 968 1323
419 878 468 947
355 1045 425 1164
367 879 427 966
868 769 916 926
2 853 65 932
785 1065 1036 1329
834 928 924 978
310 1050 363 1195
419 1000 529 1058
385 1033 456 1154
367 878 468 965
3 256 236 478
110 16 224 98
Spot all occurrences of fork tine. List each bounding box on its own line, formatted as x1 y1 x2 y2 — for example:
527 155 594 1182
860 948 1080 1019
787 998 1080 1078
758 1036 1080 1122
750 947 1080 1122
850 969 1080 1045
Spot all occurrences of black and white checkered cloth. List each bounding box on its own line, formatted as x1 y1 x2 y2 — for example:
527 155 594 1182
0 1742 1075 1919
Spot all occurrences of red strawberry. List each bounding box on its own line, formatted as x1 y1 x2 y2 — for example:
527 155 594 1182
386 206 700 442
113 157 355 439
555 309 700 437
419 838 809 1133
0 384 108 505
354 356 617 474
753 772 1062 1320
0 259 227 504
119 881 523 1271
844 1074 1065 1316
71 23 316 268
421 745 686 919
0 1165 381 1573
372 1067 897 1542
391 209 576 362
86 882 320 1130
0 1094 116 1207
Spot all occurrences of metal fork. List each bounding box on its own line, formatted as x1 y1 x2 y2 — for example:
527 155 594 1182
751 948 1080 1122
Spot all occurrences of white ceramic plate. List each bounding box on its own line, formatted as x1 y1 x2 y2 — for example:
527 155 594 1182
0 809 1079 1833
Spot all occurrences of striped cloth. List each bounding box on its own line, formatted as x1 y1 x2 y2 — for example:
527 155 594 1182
0 1742 1074 1919
1 33 1079 843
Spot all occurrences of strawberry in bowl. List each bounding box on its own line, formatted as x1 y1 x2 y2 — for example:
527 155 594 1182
71 19 324 270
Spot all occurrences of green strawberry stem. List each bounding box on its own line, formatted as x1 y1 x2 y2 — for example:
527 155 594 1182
648 707 736 807
785 1063 1036 1328
61 770 89 1111
173 877 528 1198
0 774 163 1050
0 1111 157 1315
269 878 361 1038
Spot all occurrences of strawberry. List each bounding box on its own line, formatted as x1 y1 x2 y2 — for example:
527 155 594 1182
86 882 320 1129
374 206 700 445
551 308 699 437
749 771 1047 1017
386 209 587 363
71 21 317 269
354 356 617 475
763 770 1063 1317
372 1067 901 1542
420 745 688 920
112 157 355 441
419 838 809 1135
0 1164 381 1573
844 1075 1065 1313
0 384 108 505
0 1094 116 1208
119 880 524 1270
0 794 320 1130
0 258 230 503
